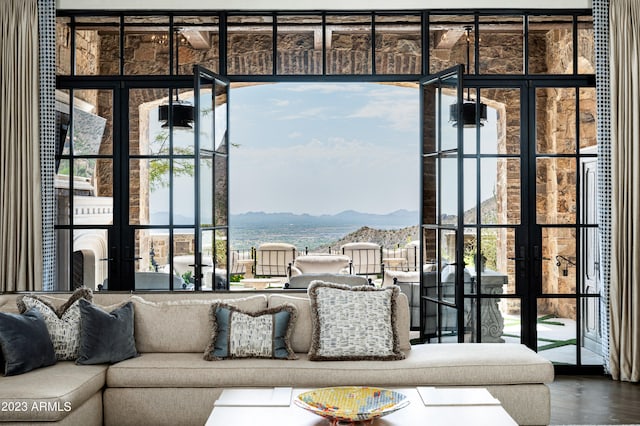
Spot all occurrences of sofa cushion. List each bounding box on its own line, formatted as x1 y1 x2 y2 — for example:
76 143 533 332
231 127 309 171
0 308 57 376
268 292 411 353
0 362 107 422
130 295 268 353
204 303 297 360
77 300 138 365
16 288 93 360
106 343 553 388
307 281 405 361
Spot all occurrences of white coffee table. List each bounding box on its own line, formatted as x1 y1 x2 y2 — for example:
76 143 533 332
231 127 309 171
205 387 517 425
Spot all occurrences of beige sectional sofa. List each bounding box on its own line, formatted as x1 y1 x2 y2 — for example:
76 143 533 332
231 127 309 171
0 290 554 426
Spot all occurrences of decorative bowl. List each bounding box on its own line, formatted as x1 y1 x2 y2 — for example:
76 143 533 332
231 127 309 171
294 386 409 425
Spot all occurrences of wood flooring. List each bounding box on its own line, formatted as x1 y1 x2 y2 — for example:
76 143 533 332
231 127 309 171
549 375 640 425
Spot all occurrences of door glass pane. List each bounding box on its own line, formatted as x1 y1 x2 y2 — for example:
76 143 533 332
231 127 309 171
134 228 184 290
173 159 195 225
74 159 112 225
56 160 70 225
148 230 170 274
537 87 577 154
325 15 372 75
175 16 220 74
422 156 437 225
466 297 510 343
198 79 214 153
200 156 213 227
577 16 595 75
72 90 111 156
579 87 597 151
479 16 524 74
541 227 577 294
147 159 170 225
73 229 109 291
440 156 458 221
173 228 195 285
428 15 474 75
375 14 422 75
479 88 520 155
426 304 458 343
129 159 146 226
73 16 120 76
422 84 437 154
227 15 273 75
537 298 577 365
528 16 573 74
124 16 170 75
483 227 517 295
56 230 71 290
440 230 457 299
215 82 228 154
422 227 437 268
276 15 322 75
463 158 477 222
215 155 228 226
129 88 169 156
56 17 72 75
536 157 577 224
440 76 459 152
485 158 520 225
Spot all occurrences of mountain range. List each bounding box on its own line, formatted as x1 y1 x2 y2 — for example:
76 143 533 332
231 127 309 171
230 209 419 228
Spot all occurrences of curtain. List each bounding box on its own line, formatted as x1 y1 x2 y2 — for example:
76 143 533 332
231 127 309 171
0 0 43 292
609 0 640 382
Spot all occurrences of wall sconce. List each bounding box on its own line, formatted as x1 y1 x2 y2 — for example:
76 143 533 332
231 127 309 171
555 255 576 277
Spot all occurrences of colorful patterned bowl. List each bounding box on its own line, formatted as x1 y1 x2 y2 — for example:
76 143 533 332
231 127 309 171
294 386 409 425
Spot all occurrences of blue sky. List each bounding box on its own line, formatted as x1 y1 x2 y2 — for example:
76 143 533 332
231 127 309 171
229 83 420 215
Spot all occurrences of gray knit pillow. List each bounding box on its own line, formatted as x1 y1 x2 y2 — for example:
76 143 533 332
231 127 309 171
307 281 405 361
16 288 93 361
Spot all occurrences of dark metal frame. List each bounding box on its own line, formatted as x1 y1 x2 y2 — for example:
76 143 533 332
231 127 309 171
55 8 599 372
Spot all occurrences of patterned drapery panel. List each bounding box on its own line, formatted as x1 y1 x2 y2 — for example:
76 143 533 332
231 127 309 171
39 0 56 291
593 0 611 374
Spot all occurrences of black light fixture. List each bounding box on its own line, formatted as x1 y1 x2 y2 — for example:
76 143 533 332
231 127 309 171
158 97 194 129
157 29 194 130
450 26 488 128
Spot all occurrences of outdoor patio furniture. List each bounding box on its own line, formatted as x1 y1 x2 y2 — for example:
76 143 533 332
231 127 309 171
286 273 369 289
288 253 352 278
341 242 382 276
255 242 297 277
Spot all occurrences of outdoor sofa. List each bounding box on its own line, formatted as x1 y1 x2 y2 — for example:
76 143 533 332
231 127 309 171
0 283 553 426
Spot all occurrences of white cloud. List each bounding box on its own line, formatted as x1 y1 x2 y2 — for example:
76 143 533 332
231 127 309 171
272 99 290 107
349 89 418 132
280 106 330 120
288 132 303 139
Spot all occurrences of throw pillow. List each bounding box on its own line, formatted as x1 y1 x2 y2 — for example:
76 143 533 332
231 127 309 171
0 308 57 376
204 303 298 361
16 287 93 360
307 281 405 361
77 299 137 365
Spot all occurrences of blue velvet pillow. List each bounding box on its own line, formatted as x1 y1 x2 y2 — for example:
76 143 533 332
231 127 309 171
204 303 298 361
77 300 138 365
0 308 56 376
